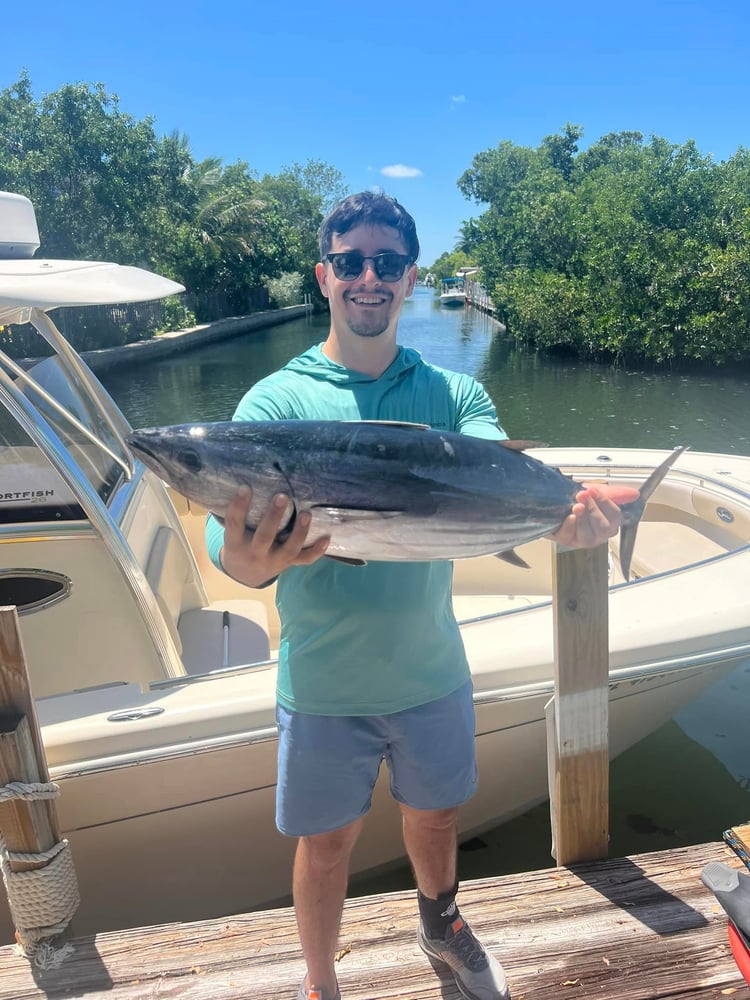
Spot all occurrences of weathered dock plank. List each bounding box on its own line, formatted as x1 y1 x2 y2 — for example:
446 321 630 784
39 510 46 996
0 840 747 999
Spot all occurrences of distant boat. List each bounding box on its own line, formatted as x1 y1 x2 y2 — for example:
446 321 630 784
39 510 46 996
439 276 466 307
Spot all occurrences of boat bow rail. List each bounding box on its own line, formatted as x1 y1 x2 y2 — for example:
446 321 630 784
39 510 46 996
0 192 195 692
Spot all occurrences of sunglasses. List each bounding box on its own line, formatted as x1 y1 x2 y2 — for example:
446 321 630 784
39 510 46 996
324 251 413 282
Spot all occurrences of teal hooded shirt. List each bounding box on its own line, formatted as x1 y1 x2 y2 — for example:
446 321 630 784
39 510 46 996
206 345 505 715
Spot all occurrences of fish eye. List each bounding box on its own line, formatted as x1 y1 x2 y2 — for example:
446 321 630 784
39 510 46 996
178 448 203 472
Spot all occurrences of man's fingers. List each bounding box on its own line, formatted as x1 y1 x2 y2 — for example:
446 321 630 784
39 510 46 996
222 490 329 575
576 492 621 540
223 485 253 543
587 493 622 534
578 482 639 506
282 510 314 551
252 493 292 548
577 488 626 525
280 512 328 561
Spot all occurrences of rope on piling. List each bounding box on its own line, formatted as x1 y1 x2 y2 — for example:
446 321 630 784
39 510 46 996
0 780 60 803
0 778 79 964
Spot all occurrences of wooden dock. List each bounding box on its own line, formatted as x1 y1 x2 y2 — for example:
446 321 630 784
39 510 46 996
1 839 747 999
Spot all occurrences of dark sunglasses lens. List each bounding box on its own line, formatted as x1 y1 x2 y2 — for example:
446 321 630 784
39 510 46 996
328 252 410 281
331 253 364 279
375 254 408 280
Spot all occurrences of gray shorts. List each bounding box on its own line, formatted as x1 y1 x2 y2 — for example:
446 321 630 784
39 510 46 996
275 680 477 837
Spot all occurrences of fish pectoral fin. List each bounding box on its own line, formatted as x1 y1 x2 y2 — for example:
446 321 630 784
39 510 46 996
498 439 547 451
494 548 531 569
312 506 405 522
324 554 367 567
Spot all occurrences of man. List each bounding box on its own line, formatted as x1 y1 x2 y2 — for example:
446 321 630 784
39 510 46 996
206 192 622 1000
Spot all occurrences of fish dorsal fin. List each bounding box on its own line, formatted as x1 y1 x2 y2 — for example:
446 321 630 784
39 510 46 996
354 420 431 431
498 439 547 452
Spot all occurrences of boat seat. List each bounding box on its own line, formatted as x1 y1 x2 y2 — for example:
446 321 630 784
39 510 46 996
178 601 271 674
145 526 271 675
610 520 726 579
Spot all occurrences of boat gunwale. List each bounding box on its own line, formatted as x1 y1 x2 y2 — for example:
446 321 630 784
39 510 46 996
457 541 750 629
44 639 749 782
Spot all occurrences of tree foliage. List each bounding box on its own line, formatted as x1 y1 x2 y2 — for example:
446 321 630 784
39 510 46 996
0 72 164 263
427 249 477 286
458 125 750 364
0 74 347 335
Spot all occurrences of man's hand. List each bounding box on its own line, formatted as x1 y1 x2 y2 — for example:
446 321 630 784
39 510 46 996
548 485 623 549
219 486 330 589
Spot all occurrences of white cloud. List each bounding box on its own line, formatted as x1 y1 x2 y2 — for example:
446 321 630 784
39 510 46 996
451 94 467 104
380 164 423 179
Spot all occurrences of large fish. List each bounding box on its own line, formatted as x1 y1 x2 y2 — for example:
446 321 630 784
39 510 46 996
126 420 685 579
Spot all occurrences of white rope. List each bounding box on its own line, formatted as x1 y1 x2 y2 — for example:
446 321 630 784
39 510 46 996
0 780 60 803
19 938 76 970
0 779 79 959
6 838 67 866
1 842 80 949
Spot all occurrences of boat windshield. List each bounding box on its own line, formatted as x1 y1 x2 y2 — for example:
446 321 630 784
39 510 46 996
0 352 126 524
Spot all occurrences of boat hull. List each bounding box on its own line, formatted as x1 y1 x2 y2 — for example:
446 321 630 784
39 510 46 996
0 646 736 940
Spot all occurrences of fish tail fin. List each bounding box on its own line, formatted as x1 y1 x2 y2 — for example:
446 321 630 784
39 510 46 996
618 446 688 581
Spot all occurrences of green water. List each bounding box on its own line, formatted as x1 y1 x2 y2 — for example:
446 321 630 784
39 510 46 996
101 287 750 453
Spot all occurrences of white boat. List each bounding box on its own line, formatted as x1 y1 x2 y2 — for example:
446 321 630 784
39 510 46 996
2 192 750 942
439 277 467 307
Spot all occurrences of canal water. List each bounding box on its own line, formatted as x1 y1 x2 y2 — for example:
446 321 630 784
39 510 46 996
101 286 750 883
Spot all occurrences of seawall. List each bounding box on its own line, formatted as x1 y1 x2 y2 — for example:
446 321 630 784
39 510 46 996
81 304 309 374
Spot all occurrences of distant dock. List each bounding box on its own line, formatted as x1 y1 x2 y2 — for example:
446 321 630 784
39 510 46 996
465 278 497 316
1 837 747 999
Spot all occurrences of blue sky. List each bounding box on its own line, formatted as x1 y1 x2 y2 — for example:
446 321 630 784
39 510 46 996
4 1 750 265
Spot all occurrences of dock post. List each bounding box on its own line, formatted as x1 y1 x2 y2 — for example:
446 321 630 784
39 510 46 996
0 606 79 956
548 545 610 865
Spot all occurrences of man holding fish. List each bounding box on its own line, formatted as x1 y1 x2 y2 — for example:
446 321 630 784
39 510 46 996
206 192 623 1000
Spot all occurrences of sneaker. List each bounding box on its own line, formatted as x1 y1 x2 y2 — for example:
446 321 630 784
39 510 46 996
418 916 510 1000
296 982 340 1000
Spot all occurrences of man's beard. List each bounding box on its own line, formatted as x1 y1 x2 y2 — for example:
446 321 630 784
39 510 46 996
348 318 389 338
345 296 392 338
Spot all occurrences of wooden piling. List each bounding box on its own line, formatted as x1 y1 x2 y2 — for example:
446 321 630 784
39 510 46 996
0 716 59 871
0 607 52 789
0 606 76 945
549 545 610 865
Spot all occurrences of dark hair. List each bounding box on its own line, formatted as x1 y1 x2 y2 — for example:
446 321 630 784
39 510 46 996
318 191 420 262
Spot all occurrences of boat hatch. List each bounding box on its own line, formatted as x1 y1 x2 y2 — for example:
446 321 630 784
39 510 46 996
0 568 71 614
0 352 128 525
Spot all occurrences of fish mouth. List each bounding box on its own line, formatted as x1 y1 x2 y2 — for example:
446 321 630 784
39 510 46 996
126 434 167 476
126 433 153 460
